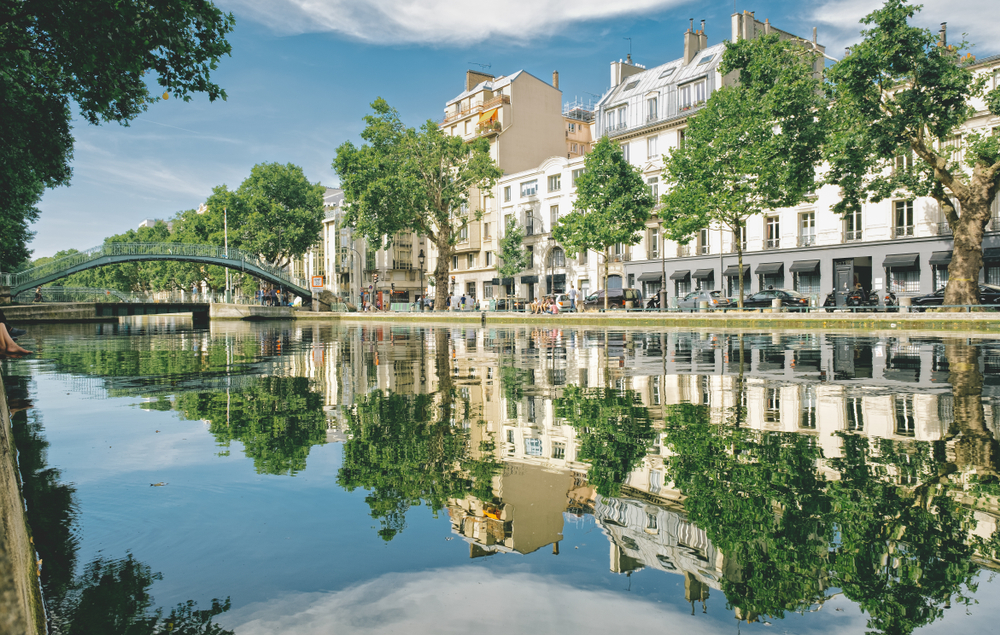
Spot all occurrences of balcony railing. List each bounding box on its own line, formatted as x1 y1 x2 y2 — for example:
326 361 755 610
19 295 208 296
678 245 693 257
938 222 953 236
609 253 631 263
844 230 863 242
990 216 1000 232
699 245 710 255
764 238 780 250
441 94 510 125
798 234 816 247
894 226 914 238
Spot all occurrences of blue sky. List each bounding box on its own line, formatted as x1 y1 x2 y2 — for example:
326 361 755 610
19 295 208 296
30 0 1000 258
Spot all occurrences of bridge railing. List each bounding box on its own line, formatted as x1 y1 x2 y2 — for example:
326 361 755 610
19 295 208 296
1 243 310 292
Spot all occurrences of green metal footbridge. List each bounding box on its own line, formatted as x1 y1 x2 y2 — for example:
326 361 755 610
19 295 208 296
0 243 311 298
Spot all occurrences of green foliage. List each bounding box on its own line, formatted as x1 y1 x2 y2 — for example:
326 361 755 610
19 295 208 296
333 98 502 307
206 163 326 268
338 389 481 541
175 377 328 476
660 34 824 303
497 216 529 281
553 137 653 280
0 0 235 269
553 386 655 496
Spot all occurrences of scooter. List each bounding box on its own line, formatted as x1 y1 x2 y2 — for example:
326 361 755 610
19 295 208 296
824 289 897 312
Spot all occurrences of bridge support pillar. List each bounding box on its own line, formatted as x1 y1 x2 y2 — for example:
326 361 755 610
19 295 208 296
312 290 319 312
0 286 10 305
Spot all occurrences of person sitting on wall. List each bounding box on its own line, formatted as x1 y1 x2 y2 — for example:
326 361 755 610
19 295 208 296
0 323 32 356
550 297 560 314
33 286 43 302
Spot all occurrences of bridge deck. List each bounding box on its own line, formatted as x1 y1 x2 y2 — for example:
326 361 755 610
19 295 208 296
3 302 294 323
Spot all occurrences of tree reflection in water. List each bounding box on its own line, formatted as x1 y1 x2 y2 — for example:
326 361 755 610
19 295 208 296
659 336 1000 634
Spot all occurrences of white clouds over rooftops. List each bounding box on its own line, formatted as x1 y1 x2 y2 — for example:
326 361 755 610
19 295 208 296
809 0 1000 58
226 0 689 45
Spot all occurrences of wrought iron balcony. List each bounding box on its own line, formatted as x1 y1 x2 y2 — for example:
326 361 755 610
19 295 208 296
764 238 780 250
937 222 953 236
894 226 914 238
798 234 816 247
843 230 863 242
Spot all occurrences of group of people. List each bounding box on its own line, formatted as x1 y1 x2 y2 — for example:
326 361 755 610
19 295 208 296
530 296 562 314
0 308 31 356
256 288 291 306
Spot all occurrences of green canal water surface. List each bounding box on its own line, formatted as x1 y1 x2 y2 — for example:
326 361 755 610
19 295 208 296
3 318 1000 635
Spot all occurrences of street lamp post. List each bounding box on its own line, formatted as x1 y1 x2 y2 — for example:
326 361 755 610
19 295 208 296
418 249 425 311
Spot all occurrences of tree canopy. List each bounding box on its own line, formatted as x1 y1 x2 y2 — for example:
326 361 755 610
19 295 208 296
497 216 529 298
660 34 825 305
333 98 502 309
553 136 653 308
0 0 235 270
824 0 1000 308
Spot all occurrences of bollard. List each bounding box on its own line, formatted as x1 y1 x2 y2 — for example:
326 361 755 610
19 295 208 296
312 290 319 312
899 296 911 313
699 300 709 313
771 297 782 313
481 312 486 326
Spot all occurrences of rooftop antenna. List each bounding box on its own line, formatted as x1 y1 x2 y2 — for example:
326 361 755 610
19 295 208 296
468 62 491 72
623 37 632 62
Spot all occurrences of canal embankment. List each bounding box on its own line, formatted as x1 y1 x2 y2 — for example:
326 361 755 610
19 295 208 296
0 368 45 635
294 308 1000 332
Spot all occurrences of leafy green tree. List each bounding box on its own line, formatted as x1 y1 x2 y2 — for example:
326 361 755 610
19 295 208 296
175 377 328 476
553 137 654 310
825 0 1000 308
206 163 326 269
553 386 655 496
333 98 503 310
660 34 825 306
497 216 529 302
0 0 235 270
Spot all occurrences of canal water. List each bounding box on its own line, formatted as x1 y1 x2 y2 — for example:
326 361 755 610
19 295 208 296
2 319 999 634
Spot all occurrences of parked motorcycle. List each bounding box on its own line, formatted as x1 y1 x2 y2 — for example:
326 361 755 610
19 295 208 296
823 289 897 312
646 295 660 310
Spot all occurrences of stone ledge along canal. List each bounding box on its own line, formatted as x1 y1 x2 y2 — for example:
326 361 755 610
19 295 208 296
3 316 1000 634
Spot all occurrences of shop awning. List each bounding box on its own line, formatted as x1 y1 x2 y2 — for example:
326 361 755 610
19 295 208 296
755 262 784 275
984 248 1000 262
882 253 919 268
552 273 566 283
789 259 820 273
490 278 501 285
693 268 715 280
639 271 663 282
501 277 514 285
520 275 539 284
478 108 499 124
668 270 689 281
928 251 953 266
723 264 750 277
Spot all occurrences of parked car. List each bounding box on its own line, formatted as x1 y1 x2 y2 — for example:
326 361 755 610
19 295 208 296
583 288 643 310
742 289 810 311
552 293 577 312
910 284 1000 311
677 290 732 312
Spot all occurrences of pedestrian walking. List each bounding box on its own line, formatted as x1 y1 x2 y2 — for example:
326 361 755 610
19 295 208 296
569 285 577 312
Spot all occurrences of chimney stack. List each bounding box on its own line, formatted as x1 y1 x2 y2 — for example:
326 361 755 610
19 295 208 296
684 18 701 64
698 19 707 51
552 70 559 90
939 22 947 47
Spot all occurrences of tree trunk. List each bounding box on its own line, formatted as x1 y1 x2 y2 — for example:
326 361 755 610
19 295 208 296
736 245 745 309
945 338 1000 476
433 237 452 311
603 248 609 312
941 192 990 310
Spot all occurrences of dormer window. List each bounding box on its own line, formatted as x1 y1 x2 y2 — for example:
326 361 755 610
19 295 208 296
624 79 640 91
658 67 676 79
697 54 715 65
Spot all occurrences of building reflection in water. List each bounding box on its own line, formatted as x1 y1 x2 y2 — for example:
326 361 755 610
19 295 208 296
33 319 1000 632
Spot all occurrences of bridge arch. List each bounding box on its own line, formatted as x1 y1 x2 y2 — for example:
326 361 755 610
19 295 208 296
1 243 311 298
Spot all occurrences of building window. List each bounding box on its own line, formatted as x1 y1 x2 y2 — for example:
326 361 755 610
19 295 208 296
483 222 491 239
679 80 706 110
846 397 864 432
504 186 511 202
765 387 780 423
644 279 662 299
895 148 913 173
524 437 542 456
568 122 576 133
647 176 658 199
647 96 658 121
467 253 475 268
520 180 538 197
987 265 1000 285
675 278 691 296
698 228 710 255
548 174 561 192
485 251 493 266
618 105 628 129
649 228 659 259
894 200 914 237
527 246 534 269
732 226 747 252
678 128 686 148
552 442 566 460
452 255 458 270
526 211 536 236
466 281 476 298
800 386 817 429
845 209 862 241
459 225 468 242
889 267 920 292
799 212 815 246
647 135 657 159
621 142 630 162
550 205 559 230
765 217 780 249
572 168 585 186
795 272 821 294
895 395 915 436
934 265 949 289
550 247 565 268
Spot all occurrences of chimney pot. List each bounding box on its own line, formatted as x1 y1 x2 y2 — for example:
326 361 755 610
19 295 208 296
689 18 694 32
701 19 705 33
552 70 559 90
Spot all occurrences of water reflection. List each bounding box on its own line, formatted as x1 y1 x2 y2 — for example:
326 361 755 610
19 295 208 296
14 322 1000 633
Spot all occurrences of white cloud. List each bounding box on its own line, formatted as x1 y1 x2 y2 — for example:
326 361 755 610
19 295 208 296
226 0 688 45
810 0 1000 58
223 568 727 634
